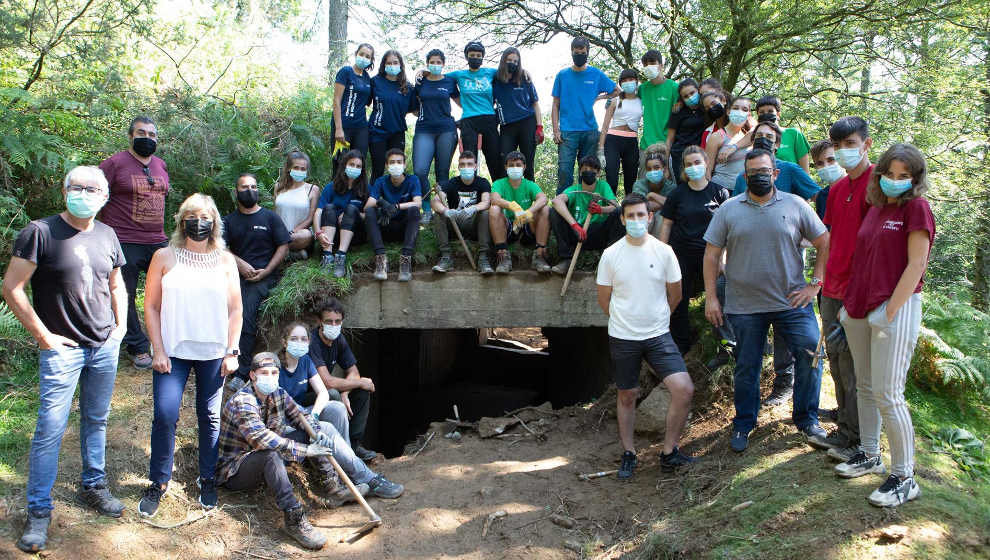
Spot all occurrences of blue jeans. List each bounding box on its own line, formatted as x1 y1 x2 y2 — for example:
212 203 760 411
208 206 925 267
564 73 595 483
286 421 376 485
727 304 822 433
149 357 223 485
26 338 122 512
413 130 458 215
556 129 599 194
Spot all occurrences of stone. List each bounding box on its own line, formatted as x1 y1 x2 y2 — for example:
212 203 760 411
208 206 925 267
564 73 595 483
634 385 673 435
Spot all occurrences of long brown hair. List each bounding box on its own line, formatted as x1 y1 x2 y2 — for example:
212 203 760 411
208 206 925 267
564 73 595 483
495 47 528 86
867 143 929 207
331 149 369 200
378 49 410 95
278 321 311 365
275 150 311 198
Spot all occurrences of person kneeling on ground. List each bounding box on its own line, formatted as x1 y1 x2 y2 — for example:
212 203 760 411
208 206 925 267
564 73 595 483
488 151 551 273
431 150 493 274
217 353 404 550
365 148 422 282
550 154 623 275
596 193 697 480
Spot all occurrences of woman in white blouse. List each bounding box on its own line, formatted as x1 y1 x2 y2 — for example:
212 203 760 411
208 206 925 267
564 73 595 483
599 68 643 197
273 150 320 259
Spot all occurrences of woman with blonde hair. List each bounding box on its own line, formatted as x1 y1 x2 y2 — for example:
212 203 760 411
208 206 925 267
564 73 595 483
139 193 243 518
273 150 319 259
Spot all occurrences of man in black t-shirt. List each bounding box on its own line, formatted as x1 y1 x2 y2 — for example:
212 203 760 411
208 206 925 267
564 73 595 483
4 166 128 552
222 172 291 377
430 151 493 274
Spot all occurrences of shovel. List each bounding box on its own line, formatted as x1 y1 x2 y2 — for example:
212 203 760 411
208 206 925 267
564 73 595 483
560 192 605 297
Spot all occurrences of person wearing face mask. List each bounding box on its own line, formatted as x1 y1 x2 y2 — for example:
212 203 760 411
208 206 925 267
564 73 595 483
665 79 706 185
222 174 291 378
412 49 460 222
756 96 810 173
550 155 623 275
332 43 376 167
599 69 643 197
705 95 753 187
810 139 844 222
551 36 620 194
217 353 404 551
730 121 820 201
631 146 677 236
307 299 380 462
97 116 169 370
637 51 679 172
699 90 728 149
274 150 319 261
276 323 348 437
446 41 503 179
365 149 423 281
596 193 697 480
493 47 542 182
702 150 830 454
431 151 493 274
659 147 731 356
315 150 370 278
4 167 127 552
369 50 415 181
489 151 552 273
139 193 242 518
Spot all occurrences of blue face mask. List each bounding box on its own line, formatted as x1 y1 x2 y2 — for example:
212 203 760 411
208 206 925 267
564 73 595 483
344 166 361 180
879 176 913 197
620 81 637 94
836 147 864 169
645 169 664 183
684 164 706 181
428 63 444 75
728 109 748 126
459 167 476 181
66 190 106 219
286 340 309 358
625 218 648 238
254 375 279 396
817 164 844 185
506 167 524 180
289 170 307 182
355 55 372 69
384 64 401 76
685 91 700 107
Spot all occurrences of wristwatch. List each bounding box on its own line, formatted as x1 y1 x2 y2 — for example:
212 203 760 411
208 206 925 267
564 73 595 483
226 348 240 357
810 277 823 288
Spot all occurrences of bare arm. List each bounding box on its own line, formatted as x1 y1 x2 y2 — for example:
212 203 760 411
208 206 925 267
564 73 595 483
474 191 491 212
532 101 542 126
798 153 811 174
596 284 612 315
144 249 170 372
885 230 930 321
293 186 320 231
551 97 562 143
333 82 346 136
665 128 675 151
703 243 724 327
2 257 73 349
315 365 367 391
659 217 674 244
307 374 331 417
253 245 288 282
399 196 422 211
705 133 724 175
529 192 548 213
788 231 829 308
551 193 576 225
107 267 127 340
599 101 616 148
222 253 243 376
666 281 683 313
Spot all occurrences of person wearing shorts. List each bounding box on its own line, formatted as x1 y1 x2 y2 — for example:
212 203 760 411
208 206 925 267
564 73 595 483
596 193 696 481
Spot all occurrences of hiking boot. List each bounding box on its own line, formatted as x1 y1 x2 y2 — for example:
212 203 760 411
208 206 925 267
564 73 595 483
138 482 166 518
398 255 412 282
284 506 327 550
660 447 698 473
131 352 153 369
834 450 886 479
868 474 920 507
531 252 551 273
373 254 388 281
802 424 837 450
323 481 370 507
78 482 124 517
432 254 453 273
828 445 860 462
495 250 512 274
730 430 750 453
320 251 334 271
617 450 637 480
17 509 50 553
367 474 404 499
550 259 571 276
353 444 379 462
333 253 347 278
478 253 494 276
762 386 793 407
197 477 218 510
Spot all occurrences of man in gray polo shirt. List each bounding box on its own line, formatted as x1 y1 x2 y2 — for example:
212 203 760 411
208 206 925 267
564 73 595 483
702 149 830 452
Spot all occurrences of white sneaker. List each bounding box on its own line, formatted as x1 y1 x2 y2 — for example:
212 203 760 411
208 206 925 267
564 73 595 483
868 474 920 507
834 450 886 478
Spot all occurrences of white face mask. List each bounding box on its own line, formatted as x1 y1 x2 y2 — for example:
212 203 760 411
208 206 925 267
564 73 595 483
322 324 342 340
254 374 279 395
643 65 660 80
286 340 309 358
835 147 864 170
387 163 405 177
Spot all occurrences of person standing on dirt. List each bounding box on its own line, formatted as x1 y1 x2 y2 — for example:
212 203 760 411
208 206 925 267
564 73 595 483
97 116 169 370
702 149 830 453
430 150 493 274
217 352 404 551
4 166 127 553
596 193 697 480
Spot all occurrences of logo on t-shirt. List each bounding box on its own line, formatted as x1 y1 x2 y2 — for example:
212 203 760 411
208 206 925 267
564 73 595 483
253 225 269 231
130 175 167 225
882 220 904 231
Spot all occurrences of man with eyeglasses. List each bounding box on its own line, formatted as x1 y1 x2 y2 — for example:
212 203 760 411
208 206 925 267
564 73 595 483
98 116 169 370
702 149 830 454
4 167 128 552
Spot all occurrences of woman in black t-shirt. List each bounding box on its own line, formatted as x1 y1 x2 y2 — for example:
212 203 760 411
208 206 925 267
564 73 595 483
660 146 730 354
664 78 706 185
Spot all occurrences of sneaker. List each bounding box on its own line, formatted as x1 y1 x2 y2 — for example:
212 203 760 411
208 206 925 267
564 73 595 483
478 253 494 276
78 482 124 517
660 447 698 472
353 445 379 462
802 424 839 450
834 450 886 479
531 252 551 273
868 474 921 507
373 254 388 281
326 482 371 506
550 259 571 276
495 250 512 274
138 482 167 518
730 430 750 453
617 450 637 480
320 251 334 271
827 445 860 462
17 509 50 553
432 254 453 273
197 477 218 510
284 506 327 550
131 352 153 369
398 255 412 282
367 474 404 499
762 386 793 407
820 408 839 423
333 253 347 278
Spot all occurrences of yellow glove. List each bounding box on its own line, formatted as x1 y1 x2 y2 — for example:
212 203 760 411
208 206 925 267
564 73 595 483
333 139 351 154
507 201 524 215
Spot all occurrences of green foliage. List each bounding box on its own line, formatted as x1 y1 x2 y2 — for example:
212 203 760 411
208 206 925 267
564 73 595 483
922 426 990 480
0 299 29 343
260 259 353 330
910 294 990 400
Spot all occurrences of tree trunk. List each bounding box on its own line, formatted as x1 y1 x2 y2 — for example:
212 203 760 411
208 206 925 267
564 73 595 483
972 31 990 311
327 0 348 79
859 32 874 110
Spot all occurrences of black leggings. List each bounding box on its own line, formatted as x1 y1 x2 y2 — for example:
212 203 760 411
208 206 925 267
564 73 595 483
320 205 366 249
604 134 639 196
499 115 537 181
460 114 503 179
669 246 705 355
369 131 406 182
365 206 421 256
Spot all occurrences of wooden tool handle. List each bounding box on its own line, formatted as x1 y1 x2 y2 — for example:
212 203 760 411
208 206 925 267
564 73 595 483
560 212 594 297
299 418 380 523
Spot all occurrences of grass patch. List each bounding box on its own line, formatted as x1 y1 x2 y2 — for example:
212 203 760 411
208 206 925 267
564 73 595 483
0 344 39 494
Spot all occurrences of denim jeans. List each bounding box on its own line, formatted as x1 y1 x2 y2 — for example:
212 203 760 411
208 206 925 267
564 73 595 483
26 337 122 512
149 357 224 485
285 421 376 485
727 304 822 433
413 129 458 215
556 129 598 194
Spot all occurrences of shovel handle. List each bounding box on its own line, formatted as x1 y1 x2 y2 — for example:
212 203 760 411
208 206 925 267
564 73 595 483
299 419 381 523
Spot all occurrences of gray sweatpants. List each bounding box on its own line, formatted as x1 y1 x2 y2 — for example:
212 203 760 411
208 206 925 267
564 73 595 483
821 296 859 445
840 294 921 478
432 209 490 255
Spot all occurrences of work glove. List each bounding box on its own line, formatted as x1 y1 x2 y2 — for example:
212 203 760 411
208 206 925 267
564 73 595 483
598 147 606 169
445 208 462 220
381 200 400 219
376 208 391 227
306 442 333 458
507 201 524 215
570 222 587 242
311 430 332 449
535 125 545 145
588 201 603 215
463 205 478 218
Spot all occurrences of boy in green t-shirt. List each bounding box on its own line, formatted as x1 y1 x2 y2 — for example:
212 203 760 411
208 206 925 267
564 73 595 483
637 50 679 153
549 155 623 275
755 95 811 173
489 151 551 274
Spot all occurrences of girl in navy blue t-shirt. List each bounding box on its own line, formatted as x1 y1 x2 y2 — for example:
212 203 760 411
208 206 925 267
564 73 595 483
412 49 460 221
369 50 415 181
315 149 370 277
333 43 375 163
493 47 543 181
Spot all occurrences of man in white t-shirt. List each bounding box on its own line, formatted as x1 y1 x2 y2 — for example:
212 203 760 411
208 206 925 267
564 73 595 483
596 193 697 480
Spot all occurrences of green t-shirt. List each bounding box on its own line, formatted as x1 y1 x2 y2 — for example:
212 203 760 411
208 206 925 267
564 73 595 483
638 78 679 150
563 180 616 225
777 127 811 164
492 177 543 221
632 176 677 198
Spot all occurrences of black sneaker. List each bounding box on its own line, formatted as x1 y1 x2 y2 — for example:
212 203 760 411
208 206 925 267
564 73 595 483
834 450 886 479
659 447 698 472
367 474 404 498
138 482 167 518
353 444 378 462
762 386 793 407
78 482 124 517
197 477 218 510
617 450 637 480
868 474 921 507
16 509 50 553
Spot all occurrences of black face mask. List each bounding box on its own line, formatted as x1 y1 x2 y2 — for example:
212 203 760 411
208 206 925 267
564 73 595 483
467 57 483 70
132 137 157 158
506 62 519 74
236 188 259 207
572 53 588 67
183 218 214 242
580 170 597 185
757 113 778 124
707 103 725 119
747 173 773 196
753 137 775 153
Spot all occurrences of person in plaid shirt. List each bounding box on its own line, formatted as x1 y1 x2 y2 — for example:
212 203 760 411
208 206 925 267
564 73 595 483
217 352 403 550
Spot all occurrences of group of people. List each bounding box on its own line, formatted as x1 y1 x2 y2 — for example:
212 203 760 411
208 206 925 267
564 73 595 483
2 36 936 555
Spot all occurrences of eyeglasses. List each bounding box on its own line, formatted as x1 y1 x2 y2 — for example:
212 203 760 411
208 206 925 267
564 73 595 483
142 166 155 186
67 185 104 195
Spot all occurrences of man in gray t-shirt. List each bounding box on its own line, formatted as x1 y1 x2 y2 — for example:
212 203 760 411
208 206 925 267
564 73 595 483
701 149 831 453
